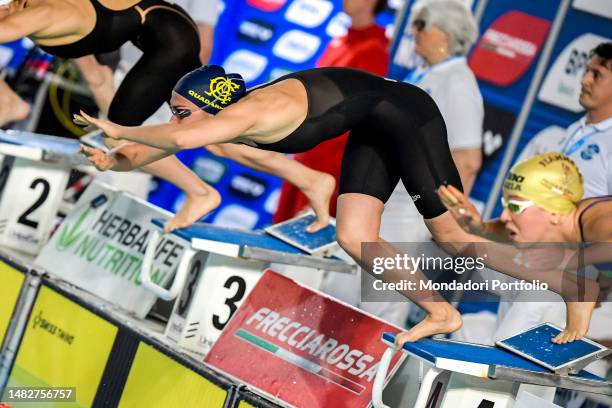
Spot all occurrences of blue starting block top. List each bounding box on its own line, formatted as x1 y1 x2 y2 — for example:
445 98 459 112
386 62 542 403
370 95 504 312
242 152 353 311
382 332 611 395
153 218 304 254
265 213 337 255
0 129 88 165
152 218 354 274
497 323 609 373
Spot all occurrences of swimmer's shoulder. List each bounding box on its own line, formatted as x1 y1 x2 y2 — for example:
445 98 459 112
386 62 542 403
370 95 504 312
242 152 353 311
244 79 305 111
578 196 612 242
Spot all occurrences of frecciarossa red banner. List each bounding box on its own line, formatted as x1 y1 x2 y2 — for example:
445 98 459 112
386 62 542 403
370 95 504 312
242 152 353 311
204 270 404 408
470 10 551 87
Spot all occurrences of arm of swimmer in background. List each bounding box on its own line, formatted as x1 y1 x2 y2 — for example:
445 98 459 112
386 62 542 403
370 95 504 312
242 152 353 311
479 220 509 241
0 4 50 43
437 185 510 242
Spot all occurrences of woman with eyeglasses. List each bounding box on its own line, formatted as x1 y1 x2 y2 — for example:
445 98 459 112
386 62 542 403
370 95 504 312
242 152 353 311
438 152 611 343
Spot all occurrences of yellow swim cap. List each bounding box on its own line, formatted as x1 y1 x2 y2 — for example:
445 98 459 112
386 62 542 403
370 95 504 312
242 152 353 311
503 152 583 214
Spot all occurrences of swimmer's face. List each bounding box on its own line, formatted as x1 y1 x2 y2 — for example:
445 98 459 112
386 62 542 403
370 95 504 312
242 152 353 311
579 56 612 111
169 92 213 124
500 194 558 243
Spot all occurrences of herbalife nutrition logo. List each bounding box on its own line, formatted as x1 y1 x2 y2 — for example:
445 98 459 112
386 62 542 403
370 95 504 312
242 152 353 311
57 207 91 252
54 201 184 287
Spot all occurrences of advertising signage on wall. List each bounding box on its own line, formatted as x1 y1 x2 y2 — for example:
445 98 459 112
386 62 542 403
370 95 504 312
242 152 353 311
572 0 612 20
469 11 551 87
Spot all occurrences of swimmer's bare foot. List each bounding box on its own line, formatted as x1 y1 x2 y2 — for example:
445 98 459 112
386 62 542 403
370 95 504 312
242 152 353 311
302 172 335 232
553 301 597 344
164 188 221 233
395 304 462 347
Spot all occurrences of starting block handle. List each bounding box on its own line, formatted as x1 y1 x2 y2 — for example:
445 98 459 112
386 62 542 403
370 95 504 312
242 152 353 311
141 229 195 300
372 346 395 408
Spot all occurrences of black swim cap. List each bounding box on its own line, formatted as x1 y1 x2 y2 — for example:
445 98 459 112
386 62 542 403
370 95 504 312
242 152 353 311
173 65 246 114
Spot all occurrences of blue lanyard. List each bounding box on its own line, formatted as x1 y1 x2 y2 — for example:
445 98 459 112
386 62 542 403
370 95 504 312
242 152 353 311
562 125 600 156
405 56 461 85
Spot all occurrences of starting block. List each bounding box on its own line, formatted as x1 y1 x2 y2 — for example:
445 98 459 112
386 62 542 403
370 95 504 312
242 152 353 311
373 326 611 408
141 216 354 355
264 212 338 256
497 323 612 376
0 130 89 254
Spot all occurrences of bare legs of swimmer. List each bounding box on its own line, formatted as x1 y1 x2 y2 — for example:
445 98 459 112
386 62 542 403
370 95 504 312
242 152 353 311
0 79 30 127
335 194 463 344
161 147 337 233
75 56 115 116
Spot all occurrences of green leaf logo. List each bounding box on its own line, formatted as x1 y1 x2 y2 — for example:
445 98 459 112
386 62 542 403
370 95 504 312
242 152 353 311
56 207 91 251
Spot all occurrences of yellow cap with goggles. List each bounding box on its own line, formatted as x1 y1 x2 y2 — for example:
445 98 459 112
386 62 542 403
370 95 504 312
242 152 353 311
503 152 583 214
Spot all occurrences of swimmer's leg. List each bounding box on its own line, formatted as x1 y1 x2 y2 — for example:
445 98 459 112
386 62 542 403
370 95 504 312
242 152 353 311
75 56 115 116
0 79 30 127
104 27 210 231
336 193 463 345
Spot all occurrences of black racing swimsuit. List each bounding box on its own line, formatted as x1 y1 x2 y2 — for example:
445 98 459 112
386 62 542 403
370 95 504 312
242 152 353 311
252 67 462 219
39 0 200 125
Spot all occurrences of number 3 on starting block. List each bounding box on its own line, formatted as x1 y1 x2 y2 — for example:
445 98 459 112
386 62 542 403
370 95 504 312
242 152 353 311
165 252 262 355
0 157 69 254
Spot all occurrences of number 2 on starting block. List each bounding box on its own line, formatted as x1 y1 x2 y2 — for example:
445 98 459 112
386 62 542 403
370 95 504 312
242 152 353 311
0 157 69 254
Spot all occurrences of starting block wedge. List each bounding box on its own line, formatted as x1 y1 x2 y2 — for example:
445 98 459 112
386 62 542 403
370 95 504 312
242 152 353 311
496 323 612 376
373 329 611 408
264 212 338 256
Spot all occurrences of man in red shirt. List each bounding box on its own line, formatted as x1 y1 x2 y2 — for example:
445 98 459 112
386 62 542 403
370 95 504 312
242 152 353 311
274 0 390 222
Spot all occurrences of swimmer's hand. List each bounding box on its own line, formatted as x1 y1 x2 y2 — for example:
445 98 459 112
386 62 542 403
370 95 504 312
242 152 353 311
437 185 485 235
74 111 124 140
80 144 118 171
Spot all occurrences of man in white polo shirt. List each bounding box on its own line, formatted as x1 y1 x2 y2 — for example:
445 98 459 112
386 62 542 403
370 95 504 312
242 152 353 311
517 42 612 197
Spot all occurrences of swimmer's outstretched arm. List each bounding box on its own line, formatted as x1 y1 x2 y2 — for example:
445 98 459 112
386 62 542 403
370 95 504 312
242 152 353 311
0 4 49 43
437 185 508 242
76 101 256 150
